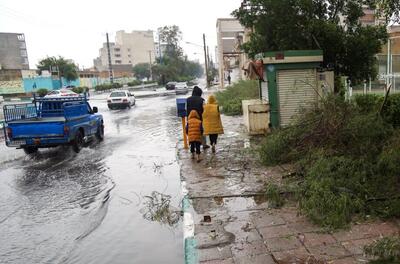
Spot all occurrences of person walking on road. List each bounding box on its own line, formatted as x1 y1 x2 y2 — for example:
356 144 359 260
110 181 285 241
186 86 210 150
186 110 203 162
203 95 224 153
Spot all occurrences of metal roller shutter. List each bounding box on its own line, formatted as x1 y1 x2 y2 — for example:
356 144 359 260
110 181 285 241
277 69 317 126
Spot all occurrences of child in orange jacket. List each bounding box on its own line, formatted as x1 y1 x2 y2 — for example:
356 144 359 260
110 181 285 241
186 110 203 162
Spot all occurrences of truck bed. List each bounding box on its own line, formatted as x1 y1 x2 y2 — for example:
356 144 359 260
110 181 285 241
7 116 66 124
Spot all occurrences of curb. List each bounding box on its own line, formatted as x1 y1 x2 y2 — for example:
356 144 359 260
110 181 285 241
181 181 198 264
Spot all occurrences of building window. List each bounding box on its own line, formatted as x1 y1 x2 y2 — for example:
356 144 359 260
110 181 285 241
129 60 131 63
20 49 27 57
127 48 130 52
115 54 121 57
115 60 122 64
17 34 25 41
19 42 26 49
128 54 131 57
22 58 29 65
114 48 120 52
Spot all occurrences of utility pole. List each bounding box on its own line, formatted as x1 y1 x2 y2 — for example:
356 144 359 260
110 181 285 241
106 33 114 84
203 33 209 88
148 50 153 81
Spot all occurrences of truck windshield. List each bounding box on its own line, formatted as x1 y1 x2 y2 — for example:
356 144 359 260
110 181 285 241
110 92 126 97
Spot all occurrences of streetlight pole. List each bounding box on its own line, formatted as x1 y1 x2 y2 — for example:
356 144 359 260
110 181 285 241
148 50 153 81
106 32 114 84
203 33 209 88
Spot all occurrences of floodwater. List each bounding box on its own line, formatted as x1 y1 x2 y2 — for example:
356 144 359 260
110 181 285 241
0 95 184 264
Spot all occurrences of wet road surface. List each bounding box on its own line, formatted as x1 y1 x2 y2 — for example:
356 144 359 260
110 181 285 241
0 95 183 264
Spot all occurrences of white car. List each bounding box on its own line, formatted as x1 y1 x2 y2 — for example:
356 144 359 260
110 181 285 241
107 90 135 110
175 82 189 95
44 89 79 98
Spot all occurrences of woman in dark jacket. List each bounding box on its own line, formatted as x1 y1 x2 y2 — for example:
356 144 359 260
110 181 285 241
186 86 210 149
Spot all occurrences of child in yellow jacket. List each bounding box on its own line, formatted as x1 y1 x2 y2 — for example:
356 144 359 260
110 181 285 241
186 110 203 162
203 95 224 153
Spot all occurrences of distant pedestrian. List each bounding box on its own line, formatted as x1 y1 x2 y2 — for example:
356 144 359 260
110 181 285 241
186 110 203 162
186 86 210 150
203 95 224 153
227 75 231 85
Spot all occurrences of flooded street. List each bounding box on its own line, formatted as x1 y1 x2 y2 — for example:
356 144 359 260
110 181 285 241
0 95 183 264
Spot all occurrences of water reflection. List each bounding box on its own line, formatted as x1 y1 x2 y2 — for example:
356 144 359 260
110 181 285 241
140 191 181 228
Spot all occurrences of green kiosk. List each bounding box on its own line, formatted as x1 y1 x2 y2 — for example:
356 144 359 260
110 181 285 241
261 50 325 128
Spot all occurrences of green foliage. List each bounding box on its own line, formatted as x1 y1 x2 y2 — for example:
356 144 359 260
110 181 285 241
94 83 122 91
364 236 400 262
232 1 389 84
382 94 400 127
153 25 203 84
258 94 400 229
37 56 78 81
265 184 285 208
132 63 151 80
71 86 87 94
215 80 259 115
127 80 142 87
36 88 48 97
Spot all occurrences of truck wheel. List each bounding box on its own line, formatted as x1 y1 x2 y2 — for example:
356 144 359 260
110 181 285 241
72 130 84 153
96 124 104 141
23 147 38 155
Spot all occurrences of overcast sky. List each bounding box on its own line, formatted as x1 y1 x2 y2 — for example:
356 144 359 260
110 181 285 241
0 0 242 69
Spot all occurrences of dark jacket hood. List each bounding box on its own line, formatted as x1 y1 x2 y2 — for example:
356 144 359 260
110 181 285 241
192 86 203 96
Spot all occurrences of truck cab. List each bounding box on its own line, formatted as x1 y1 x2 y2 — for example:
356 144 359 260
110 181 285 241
3 95 104 154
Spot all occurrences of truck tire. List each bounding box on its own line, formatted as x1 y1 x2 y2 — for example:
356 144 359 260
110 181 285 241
23 147 38 155
96 124 104 141
72 130 84 153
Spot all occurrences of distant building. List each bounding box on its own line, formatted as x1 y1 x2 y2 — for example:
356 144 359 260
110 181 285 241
0 33 29 70
216 18 245 87
154 41 168 61
94 30 156 71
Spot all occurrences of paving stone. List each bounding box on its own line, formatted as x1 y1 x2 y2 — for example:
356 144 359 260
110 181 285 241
341 238 375 256
231 240 268 258
271 246 311 262
234 253 276 264
302 232 337 248
265 235 302 252
333 222 398 242
274 207 305 223
200 258 235 264
198 246 232 262
251 211 286 228
329 257 358 264
308 243 351 261
258 225 295 239
288 220 323 234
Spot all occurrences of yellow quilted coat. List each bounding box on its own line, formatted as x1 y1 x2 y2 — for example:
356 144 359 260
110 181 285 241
187 110 203 142
203 95 224 135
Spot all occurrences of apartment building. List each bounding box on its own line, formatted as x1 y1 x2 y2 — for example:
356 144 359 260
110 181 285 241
0 33 29 70
94 30 156 71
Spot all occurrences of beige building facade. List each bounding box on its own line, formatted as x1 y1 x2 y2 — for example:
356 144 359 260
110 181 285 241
94 30 156 71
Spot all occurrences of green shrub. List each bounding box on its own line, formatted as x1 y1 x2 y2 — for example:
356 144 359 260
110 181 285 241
353 94 383 113
36 88 48 97
72 86 87 94
94 83 122 91
265 184 285 208
382 93 400 127
364 236 400 262
215 80 259 115
258 94 400 229
127 80 141 86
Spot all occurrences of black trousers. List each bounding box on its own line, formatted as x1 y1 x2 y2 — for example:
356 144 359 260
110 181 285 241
209 134 218 145
190 141 201 154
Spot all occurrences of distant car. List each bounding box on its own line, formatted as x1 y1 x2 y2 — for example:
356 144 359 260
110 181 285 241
65 85 76 89
175 82 189 95
166 82 177 90
107 90 135 110
44 89 79 98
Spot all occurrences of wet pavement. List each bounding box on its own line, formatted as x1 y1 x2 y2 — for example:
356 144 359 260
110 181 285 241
0 95 184 264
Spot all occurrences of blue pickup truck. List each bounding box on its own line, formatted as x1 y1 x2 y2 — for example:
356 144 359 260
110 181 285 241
2 95 104 154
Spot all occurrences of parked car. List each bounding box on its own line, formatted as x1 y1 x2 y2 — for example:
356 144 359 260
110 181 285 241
107 90 135 110
175 82 189 95
3 95 104 154
166 82 177 90
45 89 79 98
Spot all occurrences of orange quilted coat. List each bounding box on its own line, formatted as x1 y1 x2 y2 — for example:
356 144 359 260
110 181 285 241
187 110 202 142
203 95 224 135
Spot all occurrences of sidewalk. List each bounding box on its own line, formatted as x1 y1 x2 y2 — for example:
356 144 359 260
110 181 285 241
178 114 400 264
